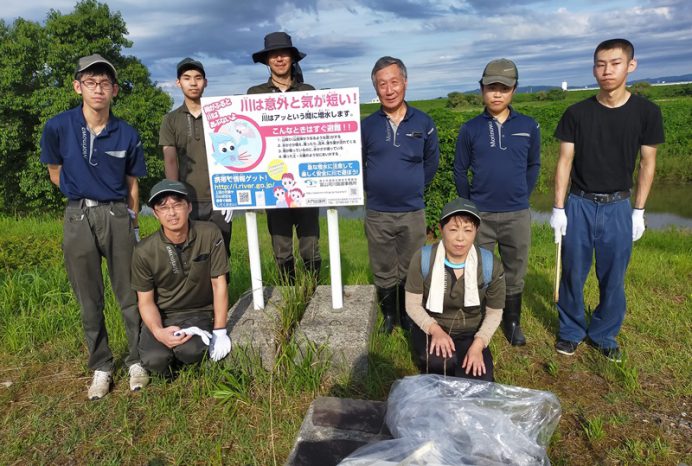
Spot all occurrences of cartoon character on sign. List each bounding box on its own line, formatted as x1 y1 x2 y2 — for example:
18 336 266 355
273 186 288 208
209 132 250 168
289 188 304 207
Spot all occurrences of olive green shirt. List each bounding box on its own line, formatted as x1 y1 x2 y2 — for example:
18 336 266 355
406 243 506 336
131 221 228 314
159 103 211 202
246 78 315 95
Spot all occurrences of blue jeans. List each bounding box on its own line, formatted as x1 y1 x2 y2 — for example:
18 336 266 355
557 194 632 348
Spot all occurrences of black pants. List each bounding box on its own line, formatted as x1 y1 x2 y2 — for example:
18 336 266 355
266 207 320 267
139 311 213 376
411 324 494 382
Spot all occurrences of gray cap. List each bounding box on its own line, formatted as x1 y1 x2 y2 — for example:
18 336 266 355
481 58 518 87
75 54 117 80
148 179 188 206
440 197 481 224
176 57 205 78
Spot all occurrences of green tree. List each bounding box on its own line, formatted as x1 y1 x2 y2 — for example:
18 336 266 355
0 0 172 213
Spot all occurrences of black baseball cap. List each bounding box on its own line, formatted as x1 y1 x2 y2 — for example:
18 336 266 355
148 179 189 206
440 197 482 224
177 57 206 78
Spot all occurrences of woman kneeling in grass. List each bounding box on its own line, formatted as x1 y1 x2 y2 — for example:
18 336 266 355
405 197 505 381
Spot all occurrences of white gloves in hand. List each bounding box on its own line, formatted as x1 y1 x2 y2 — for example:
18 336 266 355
549 208 567 243
174 326 213 345
128 208 140 242
134 227 140 242
632 209 645 241
209 329 231 361
221 209 233 223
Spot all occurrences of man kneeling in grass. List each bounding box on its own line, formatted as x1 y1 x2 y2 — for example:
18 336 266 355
131 180 231 376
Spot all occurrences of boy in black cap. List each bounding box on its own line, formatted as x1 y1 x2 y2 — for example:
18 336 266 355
247 32 321 283
131 179 231 377
453 58 541 346
40 53 148 400
159 57 233 255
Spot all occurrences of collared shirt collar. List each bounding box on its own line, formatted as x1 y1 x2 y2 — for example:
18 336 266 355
264 76 301 92
482 105 516 122
376 101 413 122
73 104 117 136
158 220 197 248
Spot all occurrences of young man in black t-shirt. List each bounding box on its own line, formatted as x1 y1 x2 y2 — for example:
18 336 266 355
549 39 664 362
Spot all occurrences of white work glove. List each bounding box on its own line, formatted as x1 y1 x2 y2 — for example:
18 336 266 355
174 326 212 345
128 208 140 242
209 329 231 361
221 209 233 223
632 209 645 241
549 207 567 243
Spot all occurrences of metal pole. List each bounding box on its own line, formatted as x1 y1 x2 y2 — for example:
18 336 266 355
327 208 343 310
245 211 264 310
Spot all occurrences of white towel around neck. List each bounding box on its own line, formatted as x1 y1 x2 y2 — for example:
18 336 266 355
425 242 480 314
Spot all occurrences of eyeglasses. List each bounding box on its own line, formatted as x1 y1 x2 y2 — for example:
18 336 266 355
80 79 114 91
154 202 187 215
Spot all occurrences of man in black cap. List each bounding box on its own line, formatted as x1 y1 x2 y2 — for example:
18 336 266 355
160 57 233 255
40 53 148 400
247 32 321 283
131 179 231 377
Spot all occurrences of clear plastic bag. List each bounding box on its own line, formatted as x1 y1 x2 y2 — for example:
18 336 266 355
339 374 561 466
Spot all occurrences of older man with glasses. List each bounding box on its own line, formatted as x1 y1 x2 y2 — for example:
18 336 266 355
40 53 148 400
131 180 231 378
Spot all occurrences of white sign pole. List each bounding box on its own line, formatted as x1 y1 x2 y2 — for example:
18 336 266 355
327 208 343 310
245 211 264 310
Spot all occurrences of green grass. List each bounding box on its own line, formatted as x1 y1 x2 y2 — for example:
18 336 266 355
0 215 690 464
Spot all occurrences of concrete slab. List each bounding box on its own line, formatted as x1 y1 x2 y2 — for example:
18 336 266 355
226 286 285 371
295 285 377 381
285 396 392 466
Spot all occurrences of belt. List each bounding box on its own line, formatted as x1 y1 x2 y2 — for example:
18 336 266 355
570 187 630 204
67 198 124 208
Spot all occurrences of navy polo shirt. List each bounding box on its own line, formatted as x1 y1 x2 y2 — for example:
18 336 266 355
40 105 147 201
361 104 440 212
453 107 540 212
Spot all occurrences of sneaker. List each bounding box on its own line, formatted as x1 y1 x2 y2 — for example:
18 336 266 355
597 346 622 363
128 363 150 391
88 370 112 400
555 339 581 356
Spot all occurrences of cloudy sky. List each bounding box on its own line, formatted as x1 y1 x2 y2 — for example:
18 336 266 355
2 0 690 106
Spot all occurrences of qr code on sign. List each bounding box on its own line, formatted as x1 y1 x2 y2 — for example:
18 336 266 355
237 190 252 205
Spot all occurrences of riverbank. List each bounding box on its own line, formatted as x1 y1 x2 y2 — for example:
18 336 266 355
0 215 689 464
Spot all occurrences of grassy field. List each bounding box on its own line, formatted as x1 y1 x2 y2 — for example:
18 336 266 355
0 214 690 464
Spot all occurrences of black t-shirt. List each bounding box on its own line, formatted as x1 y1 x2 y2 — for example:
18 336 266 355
554 94 664 193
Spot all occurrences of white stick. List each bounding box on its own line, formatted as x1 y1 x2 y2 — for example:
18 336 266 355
245 211 264 310
327 208 343 310
554 237 562 303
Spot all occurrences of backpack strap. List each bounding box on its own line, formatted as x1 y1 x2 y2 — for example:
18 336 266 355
420 244 433 280
479 247 494 290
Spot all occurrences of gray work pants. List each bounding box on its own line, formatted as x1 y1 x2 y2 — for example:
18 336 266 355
476 209 531 295
266 207 320 267
62 200 141 372
365 209 427 288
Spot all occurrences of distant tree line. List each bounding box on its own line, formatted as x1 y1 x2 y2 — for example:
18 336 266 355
0 0 172 214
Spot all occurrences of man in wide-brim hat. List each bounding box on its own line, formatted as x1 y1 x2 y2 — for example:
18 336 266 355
246 32 321 284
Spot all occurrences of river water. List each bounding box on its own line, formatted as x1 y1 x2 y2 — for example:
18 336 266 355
326 183 692 230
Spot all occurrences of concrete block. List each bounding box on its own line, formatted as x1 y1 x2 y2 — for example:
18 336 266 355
226 286 285 371
295 285 377 381
285 396 391 466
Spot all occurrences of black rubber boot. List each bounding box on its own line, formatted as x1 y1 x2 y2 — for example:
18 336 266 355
502 293 527 346
278 259 296 286
397 281 412 331
376 286 397 334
